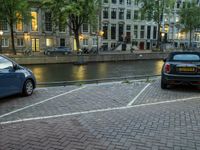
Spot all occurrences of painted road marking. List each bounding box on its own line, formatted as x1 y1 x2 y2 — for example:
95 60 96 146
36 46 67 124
1 95 200 125
0 86 87 119
127 83 151 106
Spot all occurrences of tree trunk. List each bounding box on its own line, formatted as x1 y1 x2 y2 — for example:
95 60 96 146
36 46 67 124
189 29 192 48
74 30 80 53
157 23 161 49
9 21 16 55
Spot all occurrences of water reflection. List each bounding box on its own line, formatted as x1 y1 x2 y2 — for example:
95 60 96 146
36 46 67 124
25 60 163 83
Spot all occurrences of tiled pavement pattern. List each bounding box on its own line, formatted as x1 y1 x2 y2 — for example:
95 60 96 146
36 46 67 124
1 80 200 149
0 86 77 116
0 82 146 122
133 80 200 105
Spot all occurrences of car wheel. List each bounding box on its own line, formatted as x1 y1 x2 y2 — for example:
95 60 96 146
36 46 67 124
47 52 51 55
23 79 34 96
161 77 168 89
64 52 68 55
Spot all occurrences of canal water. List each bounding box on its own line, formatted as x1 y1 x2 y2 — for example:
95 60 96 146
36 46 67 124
25 60 164 83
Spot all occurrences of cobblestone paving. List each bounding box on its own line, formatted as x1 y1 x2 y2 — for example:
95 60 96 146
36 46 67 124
0 86 77 116
1 80 200 149
133 79 200 105
0 82 147 122
1 99 200 150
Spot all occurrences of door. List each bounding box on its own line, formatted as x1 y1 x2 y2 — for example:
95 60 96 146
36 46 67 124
31 38 40 52
0 57 21 97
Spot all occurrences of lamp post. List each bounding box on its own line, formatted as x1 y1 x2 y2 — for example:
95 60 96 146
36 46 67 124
96 30 104 54
0 30 3 54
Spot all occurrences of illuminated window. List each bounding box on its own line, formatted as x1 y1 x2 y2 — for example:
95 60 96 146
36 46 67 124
31 11 38 31
16 13 23 31
46 38 53 47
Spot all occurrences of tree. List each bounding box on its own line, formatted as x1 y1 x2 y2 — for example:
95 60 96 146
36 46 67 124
136 0 175 48
43 0 101 52
179 0 200 47
0 0 31 55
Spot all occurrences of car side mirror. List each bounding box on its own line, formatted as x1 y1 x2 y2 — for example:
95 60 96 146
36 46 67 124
13 63 19 70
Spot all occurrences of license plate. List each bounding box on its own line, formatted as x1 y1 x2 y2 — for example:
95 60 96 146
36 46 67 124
178 67 196 72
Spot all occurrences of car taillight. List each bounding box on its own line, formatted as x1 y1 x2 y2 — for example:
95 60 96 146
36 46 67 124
164 63 171 73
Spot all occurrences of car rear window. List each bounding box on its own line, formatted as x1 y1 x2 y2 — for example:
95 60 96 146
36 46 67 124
172 54 200 61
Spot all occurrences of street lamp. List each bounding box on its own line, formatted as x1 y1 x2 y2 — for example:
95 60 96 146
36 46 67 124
96 30 104 54
0 30 3 53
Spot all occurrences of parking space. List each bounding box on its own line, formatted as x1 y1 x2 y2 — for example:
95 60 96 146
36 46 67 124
1 78 200 149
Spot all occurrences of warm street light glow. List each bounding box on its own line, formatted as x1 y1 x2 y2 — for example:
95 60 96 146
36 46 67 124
161 32 165 37
98 31 104 37
0 30 3 36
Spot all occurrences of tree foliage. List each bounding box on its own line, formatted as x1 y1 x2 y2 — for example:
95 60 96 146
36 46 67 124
179 0 200 46
43 0 101 51
136 0 175 48
0 0 31 54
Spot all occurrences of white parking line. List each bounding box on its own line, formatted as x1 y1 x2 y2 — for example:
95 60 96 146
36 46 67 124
1 95 200 125
0 86 86 119
127 83 151 106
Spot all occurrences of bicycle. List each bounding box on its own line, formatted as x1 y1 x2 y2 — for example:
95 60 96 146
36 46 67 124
23 48 32 56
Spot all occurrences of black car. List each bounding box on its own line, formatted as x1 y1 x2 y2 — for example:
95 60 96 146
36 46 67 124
44 47 72 55
161 52 200 89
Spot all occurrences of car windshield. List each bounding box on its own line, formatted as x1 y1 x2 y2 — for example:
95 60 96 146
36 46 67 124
172 54 200 61
0 56 13 69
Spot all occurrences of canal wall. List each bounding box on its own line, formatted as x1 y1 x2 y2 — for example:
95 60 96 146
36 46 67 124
10 52 169 65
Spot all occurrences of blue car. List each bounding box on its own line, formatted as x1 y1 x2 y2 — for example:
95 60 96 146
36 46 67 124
44 47 72 55
0 55 36 98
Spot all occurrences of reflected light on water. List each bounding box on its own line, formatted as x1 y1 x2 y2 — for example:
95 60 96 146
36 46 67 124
155 60 164 75
32 67 44 82
97 63 107 78
73 65 86 80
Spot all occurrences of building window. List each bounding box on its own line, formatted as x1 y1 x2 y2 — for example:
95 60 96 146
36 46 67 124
16 13 23 31
127 0 131 5
126 10 131 19
126 25 131 31
45 12 52 31
134 25 138 39
2 38 9 47
0 19 8 31
140 25 145 39
119 9 124 20
83 39 88 46
103 8 109 19
111 8 117 19
103 23 108 39
134 10 139 20
153 26 157 39
147 26 151 39
118 24 124 41
60 38 65 46
17 38 24 47
46 38 53 47
104 0 108 3
82 23 89 33
31 11 38 31
119 0 124 5
111 24 116 40
93 38 97 45
59 23 66 32
112 0 117 4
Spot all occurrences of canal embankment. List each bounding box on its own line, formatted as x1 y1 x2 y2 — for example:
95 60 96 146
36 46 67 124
8 52 169 65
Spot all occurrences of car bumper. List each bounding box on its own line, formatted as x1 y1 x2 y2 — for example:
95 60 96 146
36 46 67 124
162 73 200 85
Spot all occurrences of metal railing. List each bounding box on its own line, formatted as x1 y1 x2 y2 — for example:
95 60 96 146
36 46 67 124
37 74 161 87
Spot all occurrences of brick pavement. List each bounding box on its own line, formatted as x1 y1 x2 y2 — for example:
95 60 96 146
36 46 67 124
1 79 200 149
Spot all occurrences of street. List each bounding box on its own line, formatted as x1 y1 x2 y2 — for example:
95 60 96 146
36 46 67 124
1 78 200 150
